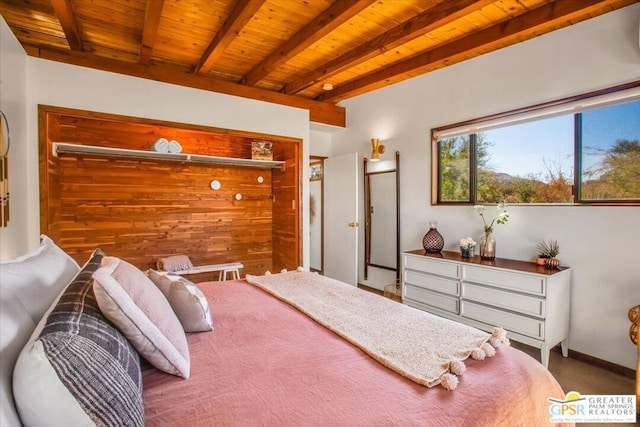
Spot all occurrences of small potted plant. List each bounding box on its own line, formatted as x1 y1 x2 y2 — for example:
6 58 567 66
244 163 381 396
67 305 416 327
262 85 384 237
536 239 561 268
459 237 477 258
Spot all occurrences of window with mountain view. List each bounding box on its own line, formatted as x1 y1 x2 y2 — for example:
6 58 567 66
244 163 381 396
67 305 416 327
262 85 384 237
434 96 639 205
579 101 640 202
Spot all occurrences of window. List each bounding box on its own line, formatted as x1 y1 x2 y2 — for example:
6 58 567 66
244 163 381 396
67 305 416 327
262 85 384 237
579 101 640 201
432 83 640 205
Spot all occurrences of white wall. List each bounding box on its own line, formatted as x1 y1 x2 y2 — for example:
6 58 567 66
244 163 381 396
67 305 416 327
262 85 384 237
309 129 332 157
0 23 312 267
332 4 640 369
0 16 29 258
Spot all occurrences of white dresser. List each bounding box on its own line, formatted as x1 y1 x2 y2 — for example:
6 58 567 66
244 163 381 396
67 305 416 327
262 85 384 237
402 250 571 368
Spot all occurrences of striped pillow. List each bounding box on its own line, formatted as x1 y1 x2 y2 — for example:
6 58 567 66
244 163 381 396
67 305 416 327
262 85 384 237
13 249 144 427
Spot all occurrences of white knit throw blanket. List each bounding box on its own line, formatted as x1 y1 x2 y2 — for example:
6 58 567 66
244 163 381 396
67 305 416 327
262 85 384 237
245 271 509 390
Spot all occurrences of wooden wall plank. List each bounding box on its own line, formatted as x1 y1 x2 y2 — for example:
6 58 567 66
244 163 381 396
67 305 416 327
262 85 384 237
40 105 300 278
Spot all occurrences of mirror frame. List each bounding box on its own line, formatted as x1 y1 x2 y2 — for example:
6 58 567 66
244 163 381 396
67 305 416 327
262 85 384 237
364 151 400 282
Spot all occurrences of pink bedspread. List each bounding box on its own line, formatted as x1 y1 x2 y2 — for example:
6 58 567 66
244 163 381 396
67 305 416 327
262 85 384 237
144 279 571 426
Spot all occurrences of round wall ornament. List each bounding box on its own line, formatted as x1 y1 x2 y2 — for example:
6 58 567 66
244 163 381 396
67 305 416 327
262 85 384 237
210 179 221 190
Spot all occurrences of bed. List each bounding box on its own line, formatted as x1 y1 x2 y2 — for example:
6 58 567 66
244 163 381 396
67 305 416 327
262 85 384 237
1 237 571 426
143 277 569 426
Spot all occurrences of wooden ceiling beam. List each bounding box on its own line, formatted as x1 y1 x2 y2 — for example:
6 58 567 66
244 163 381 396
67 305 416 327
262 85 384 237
50 0 84 51
284 0 494 95
242 0 376 87
194 0 267 76
319 0 633 102
27 47 345 127
139 0 165 65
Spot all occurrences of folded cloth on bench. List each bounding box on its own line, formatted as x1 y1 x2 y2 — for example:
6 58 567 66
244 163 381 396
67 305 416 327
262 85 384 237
157 255 193 273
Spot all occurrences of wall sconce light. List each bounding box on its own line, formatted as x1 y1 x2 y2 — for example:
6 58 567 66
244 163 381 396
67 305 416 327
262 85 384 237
370 138 385 161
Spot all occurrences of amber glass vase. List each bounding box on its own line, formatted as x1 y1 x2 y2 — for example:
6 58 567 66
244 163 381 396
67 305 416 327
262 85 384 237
479 231 496 260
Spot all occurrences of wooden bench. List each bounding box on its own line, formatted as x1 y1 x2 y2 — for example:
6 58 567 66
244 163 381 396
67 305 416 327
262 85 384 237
171 262 244 281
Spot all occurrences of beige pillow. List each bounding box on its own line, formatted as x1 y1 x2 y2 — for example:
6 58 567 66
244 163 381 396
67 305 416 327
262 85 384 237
147 270 213 333
93 257 190 378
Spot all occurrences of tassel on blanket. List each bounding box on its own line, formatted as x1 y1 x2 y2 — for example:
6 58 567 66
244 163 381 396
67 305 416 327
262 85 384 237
481 342 496 357
489 327 510 347
470 342 497 361
440 373 459 391
449 360 466 375
471 347 486 361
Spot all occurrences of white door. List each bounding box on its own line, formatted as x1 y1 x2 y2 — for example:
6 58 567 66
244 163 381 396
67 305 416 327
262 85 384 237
323 152 359 285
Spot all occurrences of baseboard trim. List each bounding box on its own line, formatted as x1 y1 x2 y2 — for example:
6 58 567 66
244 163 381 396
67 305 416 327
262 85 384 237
553 346 636 379
357 284 383 295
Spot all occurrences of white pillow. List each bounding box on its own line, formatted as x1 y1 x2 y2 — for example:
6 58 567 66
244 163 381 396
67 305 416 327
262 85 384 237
0 235 80 324
147 270 213 333
0 293 35 427
93 257 190 378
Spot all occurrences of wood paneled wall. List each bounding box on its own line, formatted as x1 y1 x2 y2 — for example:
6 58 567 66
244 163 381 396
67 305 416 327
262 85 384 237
39 105 301 277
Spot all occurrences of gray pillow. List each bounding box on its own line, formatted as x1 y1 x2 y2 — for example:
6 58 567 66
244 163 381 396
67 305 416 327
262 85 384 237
148 270 214 333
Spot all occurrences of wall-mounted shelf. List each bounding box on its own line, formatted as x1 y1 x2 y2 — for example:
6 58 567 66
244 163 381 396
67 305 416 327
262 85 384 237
52 142 286 170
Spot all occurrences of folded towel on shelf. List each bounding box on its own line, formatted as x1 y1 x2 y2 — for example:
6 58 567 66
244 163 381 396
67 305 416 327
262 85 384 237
157 255 193 272
167 140 182 153
152 138 170 153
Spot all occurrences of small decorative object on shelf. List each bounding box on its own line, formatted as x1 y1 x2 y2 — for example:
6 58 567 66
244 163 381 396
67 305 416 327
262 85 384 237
251 140 273 160
423 221 444 253
459 237 476 258
474 202 509 260
536 239 561 268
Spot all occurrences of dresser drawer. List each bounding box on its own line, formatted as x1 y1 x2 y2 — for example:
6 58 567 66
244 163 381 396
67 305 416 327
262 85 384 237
404 270 459 296
462 265 546 296
404 254 459 279
461 283 546 318
461 301 544 339
404 285 459 314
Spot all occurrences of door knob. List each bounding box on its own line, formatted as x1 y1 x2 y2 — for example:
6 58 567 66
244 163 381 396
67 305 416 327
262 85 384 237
348 221 359 228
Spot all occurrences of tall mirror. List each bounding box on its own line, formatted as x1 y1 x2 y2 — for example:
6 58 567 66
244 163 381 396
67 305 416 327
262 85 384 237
364 151 399 282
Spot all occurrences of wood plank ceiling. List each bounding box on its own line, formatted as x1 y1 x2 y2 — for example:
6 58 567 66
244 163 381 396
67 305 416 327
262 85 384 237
1 0 635 127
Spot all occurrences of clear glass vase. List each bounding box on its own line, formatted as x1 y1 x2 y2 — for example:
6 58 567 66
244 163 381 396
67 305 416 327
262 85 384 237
423 221 444 253
479 231 496 260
